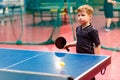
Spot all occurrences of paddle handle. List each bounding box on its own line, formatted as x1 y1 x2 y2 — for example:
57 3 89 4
66 48 70 52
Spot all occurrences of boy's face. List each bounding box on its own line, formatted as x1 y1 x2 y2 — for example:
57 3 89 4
77 10 92 26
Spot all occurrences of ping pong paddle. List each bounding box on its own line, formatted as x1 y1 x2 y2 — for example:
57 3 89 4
55 37 70 51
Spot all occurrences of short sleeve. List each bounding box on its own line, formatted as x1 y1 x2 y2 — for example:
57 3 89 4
89 29 100 47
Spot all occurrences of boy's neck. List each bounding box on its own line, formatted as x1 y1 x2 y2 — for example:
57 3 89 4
81 22 91 29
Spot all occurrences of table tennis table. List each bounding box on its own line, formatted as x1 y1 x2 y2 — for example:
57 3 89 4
27 6 62 26
0 48 111 80
0 2 23 25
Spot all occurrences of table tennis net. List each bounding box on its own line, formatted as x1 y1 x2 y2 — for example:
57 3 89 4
0 69 73 80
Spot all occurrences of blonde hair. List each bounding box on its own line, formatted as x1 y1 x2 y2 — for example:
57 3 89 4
77 5 94 15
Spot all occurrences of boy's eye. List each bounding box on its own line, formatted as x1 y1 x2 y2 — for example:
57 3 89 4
78 14 80 17
78 14 85 17
81 14 85 16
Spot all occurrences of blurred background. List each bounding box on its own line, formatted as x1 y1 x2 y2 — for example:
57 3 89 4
0 0 120 80
0 0 120 51
0 0 106 45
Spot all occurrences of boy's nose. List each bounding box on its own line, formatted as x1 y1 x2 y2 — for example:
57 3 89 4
78 16 82 20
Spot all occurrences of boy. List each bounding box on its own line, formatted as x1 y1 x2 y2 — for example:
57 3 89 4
64 5 101 80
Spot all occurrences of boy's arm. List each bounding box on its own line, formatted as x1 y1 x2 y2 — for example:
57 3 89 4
64 41 77 49
94 45 101 55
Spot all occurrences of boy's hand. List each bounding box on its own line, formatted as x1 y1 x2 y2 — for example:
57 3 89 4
64 44 70 52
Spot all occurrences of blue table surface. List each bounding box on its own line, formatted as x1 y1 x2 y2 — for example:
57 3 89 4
0 48 110 80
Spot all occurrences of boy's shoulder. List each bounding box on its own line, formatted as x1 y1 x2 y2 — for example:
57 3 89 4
76 24 98 32
89 25 98 31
